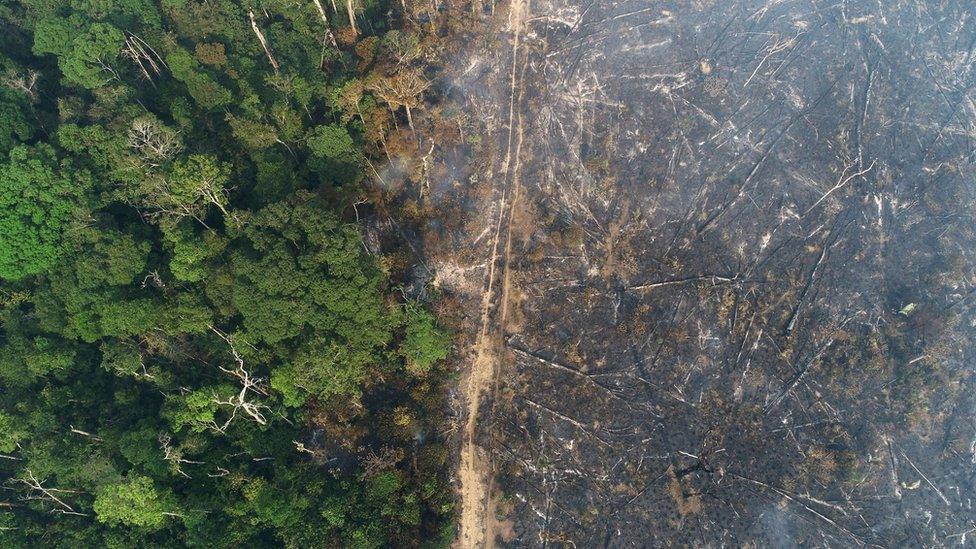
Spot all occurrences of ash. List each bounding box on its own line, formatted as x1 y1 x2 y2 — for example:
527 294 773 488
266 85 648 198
420 0 976 545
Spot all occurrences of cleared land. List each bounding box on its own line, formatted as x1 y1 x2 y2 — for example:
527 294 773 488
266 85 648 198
428 0 976 546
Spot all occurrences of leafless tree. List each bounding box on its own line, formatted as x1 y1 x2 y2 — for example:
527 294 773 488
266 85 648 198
121 33 167 83
382 30 421 68
208 326 270 433
312 0 340 52
345 0 358 36
127 116 183 167
367 68 430 130
159 434 205 479
248 9 280 74
15 470 88 517
359 446 405 479
1 69 39 102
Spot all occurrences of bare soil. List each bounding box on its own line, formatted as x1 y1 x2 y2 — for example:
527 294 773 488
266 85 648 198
456 1 530 546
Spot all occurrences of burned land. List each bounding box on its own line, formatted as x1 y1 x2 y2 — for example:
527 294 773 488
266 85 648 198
403 0 976 546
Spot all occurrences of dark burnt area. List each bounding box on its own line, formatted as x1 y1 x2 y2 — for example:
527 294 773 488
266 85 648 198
463 0 976 546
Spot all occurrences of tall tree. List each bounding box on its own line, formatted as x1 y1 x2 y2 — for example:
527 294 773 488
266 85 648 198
0 145 89 280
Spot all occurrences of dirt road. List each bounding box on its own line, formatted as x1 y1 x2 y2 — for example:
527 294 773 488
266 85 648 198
456 1 529 547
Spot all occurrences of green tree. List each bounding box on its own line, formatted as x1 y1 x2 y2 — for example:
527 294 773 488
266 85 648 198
162 388 221 433
272 338 369 406
400 304 450 376
161 221 228 282
307 124 358 162
306 124 362 184
61 23 125 89
166 154 232 218
0 88 33 156
167 48 232 109
0 411 28 452
0 144 88 280
32 16 82 58
32 228 151 342
226 113 279 150
230 190 392 348
94 476 173 530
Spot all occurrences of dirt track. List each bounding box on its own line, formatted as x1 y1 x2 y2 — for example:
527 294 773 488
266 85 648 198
456 1 529 546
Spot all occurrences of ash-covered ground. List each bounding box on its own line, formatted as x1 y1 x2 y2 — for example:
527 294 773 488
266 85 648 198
420 0 976 546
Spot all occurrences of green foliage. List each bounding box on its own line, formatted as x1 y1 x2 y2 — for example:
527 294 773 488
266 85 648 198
168 154 229 208
99 339 144 377
226 113 278 150
24 336 77 378
32 228 151 342
0 144 88 280
231 190 393 349
380 30 420 65
162 388 220 433
69 0 162 29
118 152 236 224
401 304 451 376
162 221 227 282
251 149 300 204
0 0 453 545
167 48 232 109
306 124 362 184
61 23 125 89
0 411 28 452
273 338 370 406
94 476 172 529
0 89 34 156
56 123 131 188
98 298 158 337
32 16 82 57
73 230 151 287
307 124 359 162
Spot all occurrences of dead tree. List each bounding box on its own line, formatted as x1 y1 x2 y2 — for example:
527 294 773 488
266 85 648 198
358 446 405 479
367 69 430 131
802 160 876 217
121 33 167 83
16 470 88 517
208 326 270 433
207 467 231 478
345 0 358 36
127 117 183 167
248 10 280 74
312 0 340 50
1 69 39 102
68 425 103 442
159 434 204 479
